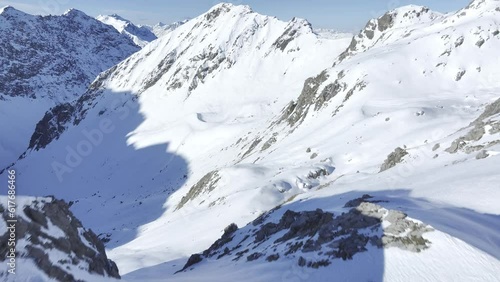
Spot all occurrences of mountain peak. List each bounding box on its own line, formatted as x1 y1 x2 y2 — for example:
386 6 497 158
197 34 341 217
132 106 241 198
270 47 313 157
335 5 442 64
0 5 27 16
63 8 88 18
204 2 253 21
380 5 442 30
107 13 131 23
96 13 157 47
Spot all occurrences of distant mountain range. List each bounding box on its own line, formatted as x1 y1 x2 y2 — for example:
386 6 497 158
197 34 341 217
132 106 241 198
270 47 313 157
96 14 189 46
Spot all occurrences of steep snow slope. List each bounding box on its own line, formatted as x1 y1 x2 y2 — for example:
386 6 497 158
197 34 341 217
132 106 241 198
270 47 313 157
97 14 157 47
0 6 139 170
3 1 500 281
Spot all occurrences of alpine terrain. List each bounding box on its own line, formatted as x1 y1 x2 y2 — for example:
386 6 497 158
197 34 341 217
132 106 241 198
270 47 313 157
0 1 499 281
96 14 158 47
0 6 140 171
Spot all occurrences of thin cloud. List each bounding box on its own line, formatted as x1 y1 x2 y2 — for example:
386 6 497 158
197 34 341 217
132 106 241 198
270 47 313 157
0 0 68 15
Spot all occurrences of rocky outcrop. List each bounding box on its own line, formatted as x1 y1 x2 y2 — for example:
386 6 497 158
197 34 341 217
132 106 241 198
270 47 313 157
272 18 313 52
177 195 432 273
380 147 408 172
177 171 221 209
26 89 103 153
281 71 329 126
278 69 366 129
0 196 120 281
337 6 441 63
445 98 500 154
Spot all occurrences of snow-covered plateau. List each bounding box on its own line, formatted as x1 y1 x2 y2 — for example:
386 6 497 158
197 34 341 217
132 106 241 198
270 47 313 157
0 1 499 281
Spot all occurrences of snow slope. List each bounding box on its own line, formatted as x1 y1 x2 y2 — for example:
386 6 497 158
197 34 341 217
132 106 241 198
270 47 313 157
0 6 139 170
97 14 157 47
2 1 500 281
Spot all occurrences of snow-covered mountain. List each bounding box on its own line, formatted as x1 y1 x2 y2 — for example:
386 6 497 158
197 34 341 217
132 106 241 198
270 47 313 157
314 28 353 40
143 20 189 38
0 6 139 170
2 0 500 281
96 14 157 47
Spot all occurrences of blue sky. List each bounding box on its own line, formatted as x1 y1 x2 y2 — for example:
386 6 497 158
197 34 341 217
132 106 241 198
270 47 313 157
1 0 471 31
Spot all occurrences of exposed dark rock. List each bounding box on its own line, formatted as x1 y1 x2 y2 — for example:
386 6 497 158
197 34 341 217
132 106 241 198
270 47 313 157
314 79 347 110
200 223 239 259
344 194 373 207
0 197 120 280
455 70 466 81
476 38 485 48
445 139 466 153
446 98 500 154
177 254 203 273
178 196 432 273
281 71 329 126
247 252 263 261
380 147 408 172
476 150 489 159
261 133 278 151
241 138 262 158
24 87 104 154
266 254 280 262
298 256 306 266
141 51 177 92
177 171 221 209
28 103 75 151
307 168 329 179
473 98 500 124
272 18 311 52
377 13 394 32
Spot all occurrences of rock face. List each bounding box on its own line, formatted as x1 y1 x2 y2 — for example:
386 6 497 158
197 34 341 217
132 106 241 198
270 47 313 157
278 69 366 129
177 171 221 209
380 147 408 172
177 195 432 272
26 88 103 152
337 5 441 63
445 97 500 154
0 196 120 281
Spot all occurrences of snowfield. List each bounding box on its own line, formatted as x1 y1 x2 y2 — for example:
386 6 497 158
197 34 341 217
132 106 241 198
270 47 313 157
1 1 500 281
